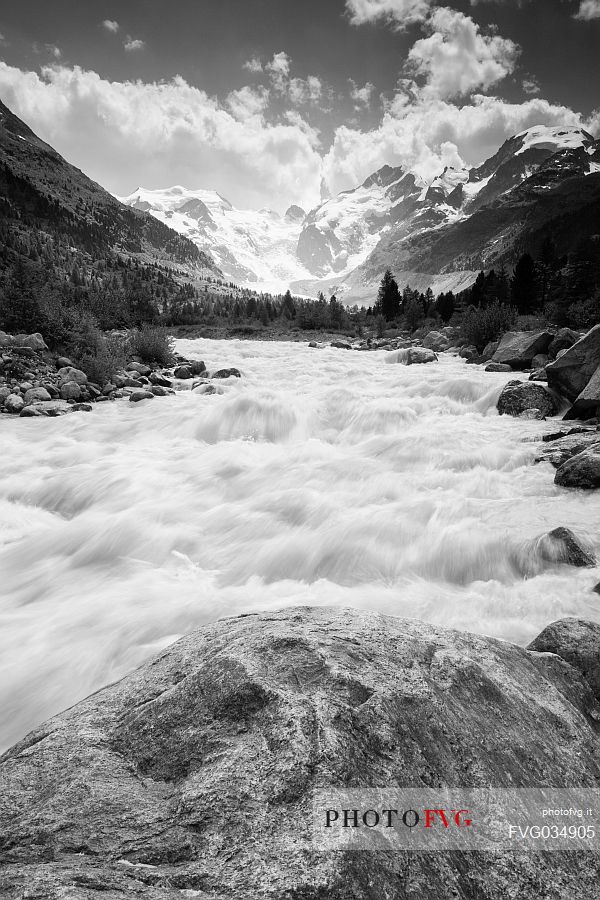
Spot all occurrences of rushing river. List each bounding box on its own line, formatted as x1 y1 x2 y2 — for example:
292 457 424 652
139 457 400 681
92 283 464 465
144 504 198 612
1 338 599 751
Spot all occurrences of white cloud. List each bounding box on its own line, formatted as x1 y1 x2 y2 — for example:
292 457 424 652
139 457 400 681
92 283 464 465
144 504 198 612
0 62 323 212
124 37 145 52
407 7 519 100
522 76 540 95
102 19 120 33
288 75 323 106
574 0 600 19
226 85 270 121
243 56 263 73
46 45 62 59
349 80 376 108
322 93 583 196
345 0 433 28
265 51 291 92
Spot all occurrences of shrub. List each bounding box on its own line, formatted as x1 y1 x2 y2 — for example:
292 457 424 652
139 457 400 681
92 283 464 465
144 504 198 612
129 324 175 366
78 333 129 386
461 302 517 352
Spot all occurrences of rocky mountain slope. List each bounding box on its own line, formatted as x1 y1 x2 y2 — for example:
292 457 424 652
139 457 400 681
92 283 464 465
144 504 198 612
0 100 220 281
2 606 600 899
121 125 600 303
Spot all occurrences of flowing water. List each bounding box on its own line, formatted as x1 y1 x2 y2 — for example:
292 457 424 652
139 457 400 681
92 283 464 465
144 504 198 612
1 338 599 751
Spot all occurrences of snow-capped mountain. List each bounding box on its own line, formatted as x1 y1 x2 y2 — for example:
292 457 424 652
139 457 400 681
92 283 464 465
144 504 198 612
119 125 600 302
118 186 310 292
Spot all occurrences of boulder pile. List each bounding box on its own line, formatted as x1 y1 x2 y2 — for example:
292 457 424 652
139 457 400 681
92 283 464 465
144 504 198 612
0 331 243 418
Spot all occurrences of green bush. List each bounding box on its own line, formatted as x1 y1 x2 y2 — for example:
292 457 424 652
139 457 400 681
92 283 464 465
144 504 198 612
129 324 175 366
78 333 129 386
461 302 517 352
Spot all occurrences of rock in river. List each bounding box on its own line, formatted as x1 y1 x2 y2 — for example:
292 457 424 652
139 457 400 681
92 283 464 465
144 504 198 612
546 324 600 402
534 527 596 568
555 445 600 489
2 606 600 899
497 380 557 418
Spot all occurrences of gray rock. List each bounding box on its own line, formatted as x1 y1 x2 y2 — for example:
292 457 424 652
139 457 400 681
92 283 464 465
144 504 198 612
19 406 46 417
56 356 73 368
129 390 155 403
528 618 600 701
173 365 193 379
422 331 449 352
150 385 169 397
2 606 600 899
546 324 600 401
212 367 242 378
330 341 352 350
13 332 47 351
565 363 600 419
0 331 15 348
0 386 11 403
548 328 580 360
4 394 24 414
531 354 549 369
308 341 318 348
30 400 73 417
497 381 557 418
396 347 438 366
57 366 88 386
127 362 152 376
18 382 33 392
149 373 172 388
534 527 596 568
528 368 548 382
190 360 207 375
23 387 51 405
102 383 116 396
485 362 512 373
491 331 553 369
459 345 477 360
481 340 500 361
536 432 600 468
555 445 600 489
59 381 82 401
71 403 93 413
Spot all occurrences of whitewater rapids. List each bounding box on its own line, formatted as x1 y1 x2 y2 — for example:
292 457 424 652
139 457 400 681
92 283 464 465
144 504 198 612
1 339 599 751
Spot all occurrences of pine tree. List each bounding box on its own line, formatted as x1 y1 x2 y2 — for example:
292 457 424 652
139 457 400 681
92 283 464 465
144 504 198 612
511 254 539 314
375 269 400 321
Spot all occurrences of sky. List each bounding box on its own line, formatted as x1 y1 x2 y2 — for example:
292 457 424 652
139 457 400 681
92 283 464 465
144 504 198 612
0 0 598 213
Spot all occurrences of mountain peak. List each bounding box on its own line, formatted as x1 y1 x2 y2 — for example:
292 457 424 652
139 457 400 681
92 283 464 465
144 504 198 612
511 124 595 156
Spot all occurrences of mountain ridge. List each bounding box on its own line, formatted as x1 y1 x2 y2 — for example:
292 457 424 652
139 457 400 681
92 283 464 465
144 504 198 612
120 124 600 303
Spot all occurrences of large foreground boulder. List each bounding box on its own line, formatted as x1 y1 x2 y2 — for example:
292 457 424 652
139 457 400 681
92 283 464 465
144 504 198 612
497 380 558 418
491 331 553 369
2 606 600 899
546 324 600 402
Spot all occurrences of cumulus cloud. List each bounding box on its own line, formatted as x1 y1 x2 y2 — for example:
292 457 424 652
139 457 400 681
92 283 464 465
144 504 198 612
349 80 376 108
522 76 540 95
322 93 584 196
345 0 433 28
407 7 519 99
574 0 600 19
124 37 145 52
0 62 323 211
243 56 263 73
265 51 291 92
226 85 270 121
102 19 119 33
